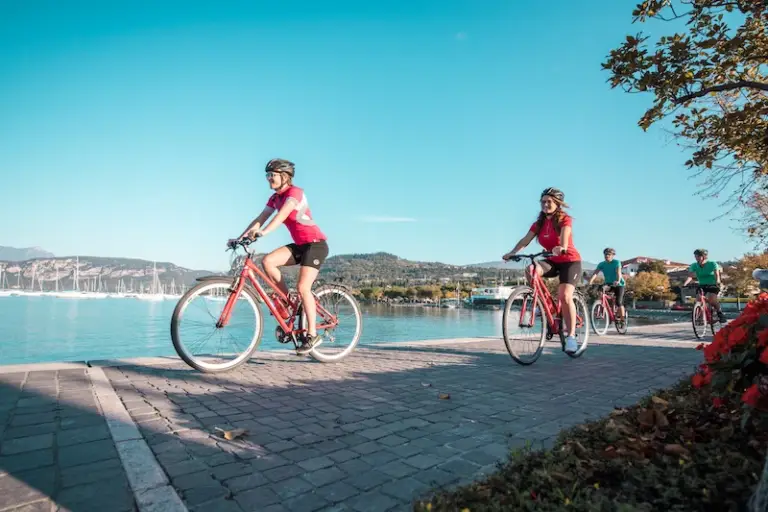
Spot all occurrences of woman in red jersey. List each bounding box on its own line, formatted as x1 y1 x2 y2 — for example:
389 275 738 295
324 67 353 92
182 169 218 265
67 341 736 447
232 159 328 355
502 187 582 354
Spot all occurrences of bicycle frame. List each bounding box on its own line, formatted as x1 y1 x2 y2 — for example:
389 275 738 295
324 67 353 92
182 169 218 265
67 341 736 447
598 287 618 323
524 262 563 335
217 253 338 336
695 287 713 324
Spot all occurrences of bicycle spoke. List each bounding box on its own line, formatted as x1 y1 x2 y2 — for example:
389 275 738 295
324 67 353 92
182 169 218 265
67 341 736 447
172 280 263 372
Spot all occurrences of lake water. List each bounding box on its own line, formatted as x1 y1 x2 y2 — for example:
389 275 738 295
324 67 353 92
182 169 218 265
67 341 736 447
0 296 672 365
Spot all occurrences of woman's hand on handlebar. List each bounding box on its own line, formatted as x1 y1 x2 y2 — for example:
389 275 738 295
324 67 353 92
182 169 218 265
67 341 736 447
502 251 517 262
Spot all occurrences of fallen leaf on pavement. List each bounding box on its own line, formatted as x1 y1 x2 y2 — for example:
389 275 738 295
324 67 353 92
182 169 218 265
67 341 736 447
215 427 248 441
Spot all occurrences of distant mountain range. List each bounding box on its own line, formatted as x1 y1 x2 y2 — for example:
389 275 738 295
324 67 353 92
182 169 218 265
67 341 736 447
245 251 524 287
468 259 597 271
0 246 528 291
0 254 216 293
0 246 55 261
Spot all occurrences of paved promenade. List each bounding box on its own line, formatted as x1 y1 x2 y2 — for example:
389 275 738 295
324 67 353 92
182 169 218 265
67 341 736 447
0 324 703 511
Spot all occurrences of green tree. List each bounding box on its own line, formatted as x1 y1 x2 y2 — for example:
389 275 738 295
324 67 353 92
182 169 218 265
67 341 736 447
383 286 407 299
359 287 383 300
637 260 668 275
627 272 674 301
725 252 768 298
603 0 768 242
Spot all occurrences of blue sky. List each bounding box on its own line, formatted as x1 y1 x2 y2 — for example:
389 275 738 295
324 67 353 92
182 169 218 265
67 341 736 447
0 0 755 271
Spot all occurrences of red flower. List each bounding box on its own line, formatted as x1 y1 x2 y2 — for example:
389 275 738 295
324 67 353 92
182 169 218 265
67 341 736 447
696 343 705 351
692 374 705 388
742 384 761 407
758 329 768 348
728 326 750 346
703 342 721 363
712 397 725 408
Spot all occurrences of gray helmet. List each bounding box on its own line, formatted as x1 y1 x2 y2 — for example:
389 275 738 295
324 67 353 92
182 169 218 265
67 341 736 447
541 187 565 203
603 247 615 255
265 158 295 177
694 248 708 257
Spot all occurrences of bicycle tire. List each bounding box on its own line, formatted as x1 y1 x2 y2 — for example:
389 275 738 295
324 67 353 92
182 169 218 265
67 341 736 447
559 292 590 358
615 308 628 335
692 303 707 340
590 301 609 336
502 285 546 365
171 277 264 373
297 285 363 363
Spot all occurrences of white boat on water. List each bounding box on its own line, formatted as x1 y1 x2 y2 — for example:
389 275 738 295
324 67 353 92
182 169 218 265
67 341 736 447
0 267 10 297
470 286 515 306
136 262 165 300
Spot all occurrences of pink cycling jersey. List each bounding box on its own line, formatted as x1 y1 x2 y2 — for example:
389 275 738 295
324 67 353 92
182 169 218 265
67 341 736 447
266 186 326 245
528 214 581 263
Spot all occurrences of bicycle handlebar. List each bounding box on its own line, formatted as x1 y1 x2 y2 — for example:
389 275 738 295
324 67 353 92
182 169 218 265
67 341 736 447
226 235 262 251
505 251 553 262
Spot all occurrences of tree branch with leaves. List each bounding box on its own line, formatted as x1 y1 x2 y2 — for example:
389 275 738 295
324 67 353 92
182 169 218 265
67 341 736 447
603 0 768 242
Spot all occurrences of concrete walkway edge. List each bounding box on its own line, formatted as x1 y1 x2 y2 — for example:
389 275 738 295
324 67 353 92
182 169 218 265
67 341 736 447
88 366 188 512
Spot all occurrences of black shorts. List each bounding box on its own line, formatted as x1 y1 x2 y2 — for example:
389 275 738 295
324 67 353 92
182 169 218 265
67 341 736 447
608 286 625 306
286 240 329 270
539 259 582 286
698 285 721 296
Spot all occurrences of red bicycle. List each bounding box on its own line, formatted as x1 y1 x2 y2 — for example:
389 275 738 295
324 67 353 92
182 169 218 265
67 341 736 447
502 251 590 365
689 285 722 339
170 238 363 372
589 284 628 335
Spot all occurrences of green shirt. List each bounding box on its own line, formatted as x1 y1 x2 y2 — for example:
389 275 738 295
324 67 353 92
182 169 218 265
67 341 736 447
689 261 721 286
597 259 625 286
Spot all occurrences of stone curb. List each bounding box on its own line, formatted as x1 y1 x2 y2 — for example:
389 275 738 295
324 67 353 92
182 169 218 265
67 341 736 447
88 366 187 512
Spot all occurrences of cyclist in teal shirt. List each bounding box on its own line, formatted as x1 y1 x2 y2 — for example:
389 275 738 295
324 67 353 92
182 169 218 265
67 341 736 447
682 248 726 324
588 247 626 320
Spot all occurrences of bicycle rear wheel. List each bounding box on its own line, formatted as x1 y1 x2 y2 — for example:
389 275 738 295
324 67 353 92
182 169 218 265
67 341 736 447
502 286 546 365
297 285 363 363
590 301 609 336
171 278 264 372
559 292 590 358
692 303 707 340
614 308 628 335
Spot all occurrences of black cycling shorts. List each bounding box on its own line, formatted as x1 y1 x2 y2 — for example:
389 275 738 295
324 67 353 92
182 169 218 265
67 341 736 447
286 240 329 270
608 285 625 306
539 259 582 286
698 285 721 296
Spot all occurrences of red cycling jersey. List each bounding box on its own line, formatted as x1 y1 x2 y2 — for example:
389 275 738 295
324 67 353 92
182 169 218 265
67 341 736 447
528 214 581 263
266 186 326 245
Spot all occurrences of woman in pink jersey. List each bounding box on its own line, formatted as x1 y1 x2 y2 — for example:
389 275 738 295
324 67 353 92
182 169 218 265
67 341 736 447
502 187 582 354
232 159 328 355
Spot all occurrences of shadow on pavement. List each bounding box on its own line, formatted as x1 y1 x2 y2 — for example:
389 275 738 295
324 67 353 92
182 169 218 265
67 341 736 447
0 339 702 511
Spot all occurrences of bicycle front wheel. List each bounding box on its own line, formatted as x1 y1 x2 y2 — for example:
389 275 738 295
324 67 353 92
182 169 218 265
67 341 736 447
502 286 546 365
559 292 590 358
171 278 264 372
692 303 707 340
297 285 363 363
590 301 609 336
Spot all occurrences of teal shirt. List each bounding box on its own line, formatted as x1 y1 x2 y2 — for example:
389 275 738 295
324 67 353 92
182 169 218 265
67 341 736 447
689 261 720 285
597 259 625 286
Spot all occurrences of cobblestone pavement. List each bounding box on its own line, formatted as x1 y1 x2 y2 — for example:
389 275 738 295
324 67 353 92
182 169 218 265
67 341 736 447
0 324 704 511
99 324 700 512
0 369 137 511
